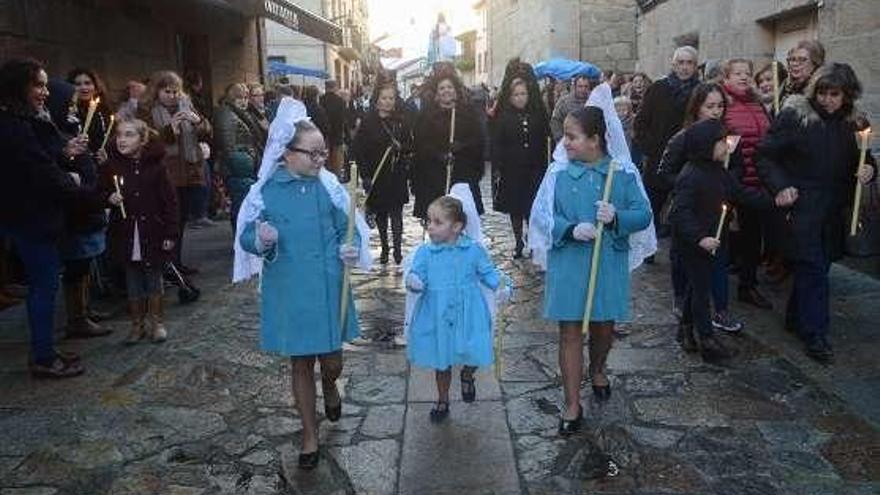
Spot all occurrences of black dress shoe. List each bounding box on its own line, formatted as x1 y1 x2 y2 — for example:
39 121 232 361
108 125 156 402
592 384 611 401
429 401 450 423
558 405 583 436
805 339 834 364
325 401 342 422
298 450 320 470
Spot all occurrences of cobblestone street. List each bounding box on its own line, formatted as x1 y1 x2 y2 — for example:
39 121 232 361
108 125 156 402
1 182 879 495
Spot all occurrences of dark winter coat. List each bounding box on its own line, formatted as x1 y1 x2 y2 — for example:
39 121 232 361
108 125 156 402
756 93 875 262
655 122 745 192
0 109 84 241
100 141 179 268
412 103 486 218
633 76 698 189
490 108 550 216
671 120 771 257
722 84 770 189
321 91 346 146
353 110 412 211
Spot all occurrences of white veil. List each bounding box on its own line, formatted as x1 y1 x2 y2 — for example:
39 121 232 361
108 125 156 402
528 83 656 271
232 97 372 283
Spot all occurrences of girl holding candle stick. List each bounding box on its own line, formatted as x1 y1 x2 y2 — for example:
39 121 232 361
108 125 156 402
101 118 179 344
530 83 654 435
234 98 371 470
756 63 875 364
671 119 773 363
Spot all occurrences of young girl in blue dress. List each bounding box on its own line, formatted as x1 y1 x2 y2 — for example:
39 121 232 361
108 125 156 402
531 95 653 436
234 98 371 470
406 194 509 422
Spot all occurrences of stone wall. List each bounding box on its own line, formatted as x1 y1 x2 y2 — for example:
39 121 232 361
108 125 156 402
580 0 638 73
636 0 880 118
487 0 637 83
1 0 262 108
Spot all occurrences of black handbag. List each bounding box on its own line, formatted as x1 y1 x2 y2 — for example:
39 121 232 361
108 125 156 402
845 181 880 257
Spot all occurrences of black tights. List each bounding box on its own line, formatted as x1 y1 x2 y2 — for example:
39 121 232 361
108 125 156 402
375 206 403 252
510 214 527 246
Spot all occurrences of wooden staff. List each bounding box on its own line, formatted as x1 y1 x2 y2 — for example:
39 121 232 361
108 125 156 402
112 175 126 219
772 61 780 115
850 128 871 236
81 97 100 137
546 136 552 164
445 106 456 193
581 161 617 334
363 146 393 204
99 114 116 151
340 162 359 329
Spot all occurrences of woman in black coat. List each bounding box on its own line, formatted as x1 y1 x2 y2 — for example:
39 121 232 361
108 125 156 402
412 64 485 219
756 63 875 364
354 82 412 264
491 58 551 258
0 58 88 378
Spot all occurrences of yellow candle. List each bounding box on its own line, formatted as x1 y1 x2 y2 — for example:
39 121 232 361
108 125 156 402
772 61 780 114
723 135 740 169
112 175 127 219
340 162 359 328
714 203 728 240
850 128 871 236
82 97 101 136
99 114 116 151
446 106 456 193
582 161 617 334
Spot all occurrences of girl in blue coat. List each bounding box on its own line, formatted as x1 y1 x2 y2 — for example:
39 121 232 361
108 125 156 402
234 98 371 470
534 105 652 435
406 195 509 422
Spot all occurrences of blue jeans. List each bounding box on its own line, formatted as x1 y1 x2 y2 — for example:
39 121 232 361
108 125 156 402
1 229 60 365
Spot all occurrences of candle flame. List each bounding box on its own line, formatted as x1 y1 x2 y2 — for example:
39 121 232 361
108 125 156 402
722 203 728 212
861 127 871 136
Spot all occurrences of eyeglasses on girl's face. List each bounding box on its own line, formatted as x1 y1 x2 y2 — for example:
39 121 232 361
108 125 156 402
289 147 329 162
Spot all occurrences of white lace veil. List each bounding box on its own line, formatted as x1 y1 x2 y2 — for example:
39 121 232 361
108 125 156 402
528 82 656 271
233 97 372 283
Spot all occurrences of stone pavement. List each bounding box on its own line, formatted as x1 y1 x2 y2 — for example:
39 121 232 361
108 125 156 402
1 189 879 494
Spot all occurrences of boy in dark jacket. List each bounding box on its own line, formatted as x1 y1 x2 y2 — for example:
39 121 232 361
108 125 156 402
671 120 772 362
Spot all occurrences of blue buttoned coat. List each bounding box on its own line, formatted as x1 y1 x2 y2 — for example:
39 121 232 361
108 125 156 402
543 157 652 322
241 167 360 356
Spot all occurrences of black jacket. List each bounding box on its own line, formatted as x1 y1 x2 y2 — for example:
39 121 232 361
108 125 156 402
756 94 875 262
321 91 346 146
353 110 412 211
633 76 697 188
671 120 771 254
0 110 84 241
490 108 550 215
412 103 485 218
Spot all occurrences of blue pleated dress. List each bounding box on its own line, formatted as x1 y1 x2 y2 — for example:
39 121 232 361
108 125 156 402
407 235 501 370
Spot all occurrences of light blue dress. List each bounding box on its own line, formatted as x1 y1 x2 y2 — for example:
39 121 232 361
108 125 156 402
408 235 500 370
544 157 652 322
240 167 360 356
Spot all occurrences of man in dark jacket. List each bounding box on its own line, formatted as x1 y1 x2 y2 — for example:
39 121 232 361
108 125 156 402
321 80 346 177
634 46 700 239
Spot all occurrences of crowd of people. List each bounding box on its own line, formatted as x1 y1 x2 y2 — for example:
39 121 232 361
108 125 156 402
0 37 875 469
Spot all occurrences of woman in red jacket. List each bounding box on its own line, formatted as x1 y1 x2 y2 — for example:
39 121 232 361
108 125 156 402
721 58 772 310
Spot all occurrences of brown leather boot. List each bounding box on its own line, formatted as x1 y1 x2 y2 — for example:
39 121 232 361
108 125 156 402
66 279 110 338
126 299 146 345
147 295 167 343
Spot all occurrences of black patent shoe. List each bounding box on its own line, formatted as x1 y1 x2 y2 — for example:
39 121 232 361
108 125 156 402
379 248 389 265
805 339 834 365
460 369 476 403
592 384 611 402
298 450 320 470
429 401 450 423
558 405 583 436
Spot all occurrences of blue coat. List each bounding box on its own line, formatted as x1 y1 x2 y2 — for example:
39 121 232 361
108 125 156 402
241 167 360 356
408 235 500 369
544 158 652 322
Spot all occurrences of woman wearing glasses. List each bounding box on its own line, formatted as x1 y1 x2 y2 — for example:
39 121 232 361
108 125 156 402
781 40 825 105
235 99 371 469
